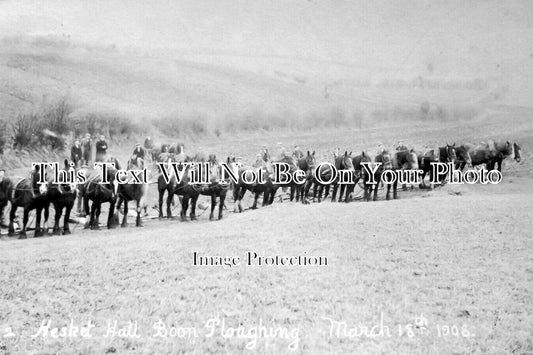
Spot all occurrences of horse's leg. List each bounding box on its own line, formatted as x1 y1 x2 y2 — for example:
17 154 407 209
232 185 239 213
166 190 173 219
158 188 165 219
63 203 72 234
136 199 143 227
296 183 303 203
90 202 98 229
252 191 260 209
121 199 128 227
331 182 338 202
0 201 7 228
289 184 295 202
237 188 245 212
218 191 226 220
269 186 278 204
53 203 62 235
8 206 17 236
261 189 268 207
339 184 346 203
210 194 216 221
393 180 398 199
180 195 188 221
84 195 91 228
107 200 116 229
95 202 102 229
77 194 84 216
373 178 379 202
386 183 391 200
34 206 43 237
20 207 30 239
312 181 318 201
304 179 313 203
43 203 50 235
190 194 198 221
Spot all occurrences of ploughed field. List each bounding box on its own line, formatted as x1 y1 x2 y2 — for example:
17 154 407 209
0 108 532 354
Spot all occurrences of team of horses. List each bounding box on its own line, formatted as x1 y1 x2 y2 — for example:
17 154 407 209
0 139 521 239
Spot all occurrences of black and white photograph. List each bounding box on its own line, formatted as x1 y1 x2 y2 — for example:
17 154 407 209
0 0 531 353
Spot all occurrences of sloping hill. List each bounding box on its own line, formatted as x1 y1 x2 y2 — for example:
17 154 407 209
0 39 501 125
1 0 532 125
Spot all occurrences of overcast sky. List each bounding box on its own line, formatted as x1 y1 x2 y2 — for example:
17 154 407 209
1 0 532 75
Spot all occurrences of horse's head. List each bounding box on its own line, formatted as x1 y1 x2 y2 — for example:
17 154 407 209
445 143 457 163
360 151 372 164
338 151 354 171
305 151 316 169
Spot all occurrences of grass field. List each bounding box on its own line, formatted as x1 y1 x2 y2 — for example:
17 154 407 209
0 106 532 354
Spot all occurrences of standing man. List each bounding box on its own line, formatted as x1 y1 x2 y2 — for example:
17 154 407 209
95 135 108 162
132 143 145 160
70 139 83 167
82 133 93 166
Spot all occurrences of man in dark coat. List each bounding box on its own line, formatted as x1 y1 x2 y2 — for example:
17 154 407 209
82 133 92 166
95 135 108 162
71 139 83 167
132 143 145 160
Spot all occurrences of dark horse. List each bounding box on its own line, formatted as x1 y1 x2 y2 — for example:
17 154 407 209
116 157 149 227
382 149 419 200
292 151 316 203
454 140 519 172
2 168 50 238
231 155 278 212
47 159 78 235
416 144 456 189
363 150 392 201
160 160 206 221
311 150 353 203
158 156 204 221
342 152 372 202
79 165 118 229
198 155 229 220
484 140 521 171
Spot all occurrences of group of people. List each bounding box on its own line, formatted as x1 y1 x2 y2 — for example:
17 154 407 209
70 134 109 167
70 134 149 168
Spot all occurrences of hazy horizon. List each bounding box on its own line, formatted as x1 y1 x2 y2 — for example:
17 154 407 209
1 0 532 118
1 1 532 72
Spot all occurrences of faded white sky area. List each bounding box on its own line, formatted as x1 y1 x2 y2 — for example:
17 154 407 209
1 0 532 74
1 0 533 112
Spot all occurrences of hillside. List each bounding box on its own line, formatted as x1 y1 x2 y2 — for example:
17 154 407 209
0 38 509 127
1 0 532 127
